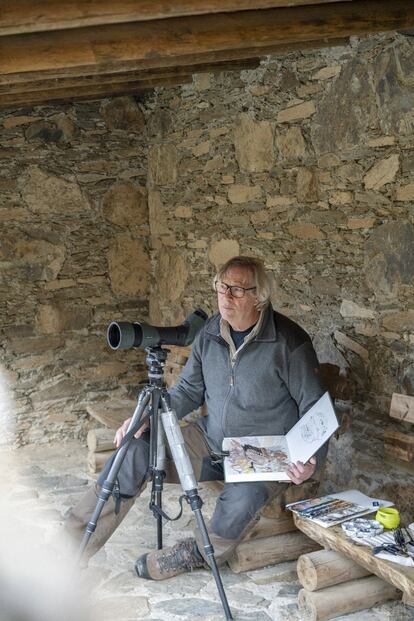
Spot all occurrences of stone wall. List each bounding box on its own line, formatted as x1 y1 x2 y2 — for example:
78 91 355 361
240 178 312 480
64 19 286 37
145 32 414 516
1 32 413 514
0 97 151 444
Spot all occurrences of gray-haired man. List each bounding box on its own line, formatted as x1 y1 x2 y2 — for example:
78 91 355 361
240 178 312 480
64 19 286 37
66 256 326 579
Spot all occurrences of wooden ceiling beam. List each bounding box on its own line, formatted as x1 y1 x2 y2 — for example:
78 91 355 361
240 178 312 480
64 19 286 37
0 59 261 95
0 38 348 90
0 0 350 36
0 1 412 77
0 76 193 110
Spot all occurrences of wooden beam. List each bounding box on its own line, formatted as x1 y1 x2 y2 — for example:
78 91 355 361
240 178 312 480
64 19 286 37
389 392 414 424
297 549 372 592
0 39 348 88
0 1 412 76
87 428 115 453
298 578 400 621
384 428 414 463
0 76 192 110
228 530 321 573
0 59 260 95
0 0 351 36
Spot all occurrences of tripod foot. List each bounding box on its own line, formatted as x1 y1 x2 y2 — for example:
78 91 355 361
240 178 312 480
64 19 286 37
135 538 206 581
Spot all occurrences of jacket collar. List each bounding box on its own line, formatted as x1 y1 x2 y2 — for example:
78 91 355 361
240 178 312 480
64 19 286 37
205 302 277 342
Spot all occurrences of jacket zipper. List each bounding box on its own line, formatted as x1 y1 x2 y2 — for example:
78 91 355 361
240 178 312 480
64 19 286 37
222 340 254 432
220 358 234 437
221 355 238 435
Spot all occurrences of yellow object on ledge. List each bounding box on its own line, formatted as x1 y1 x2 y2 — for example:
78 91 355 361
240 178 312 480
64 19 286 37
375 507 400 529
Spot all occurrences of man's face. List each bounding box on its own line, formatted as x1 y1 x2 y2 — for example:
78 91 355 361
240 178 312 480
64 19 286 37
217 266 260 329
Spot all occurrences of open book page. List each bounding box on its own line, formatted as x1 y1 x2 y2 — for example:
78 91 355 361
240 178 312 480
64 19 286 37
222 436 291 482
286 489 394 528
222 392 339 483
286 392 338 464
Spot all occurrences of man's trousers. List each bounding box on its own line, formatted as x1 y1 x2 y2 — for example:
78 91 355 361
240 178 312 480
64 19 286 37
65 422 291 564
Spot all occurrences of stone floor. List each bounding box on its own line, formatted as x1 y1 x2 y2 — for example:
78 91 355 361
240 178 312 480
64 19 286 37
0 440 413 621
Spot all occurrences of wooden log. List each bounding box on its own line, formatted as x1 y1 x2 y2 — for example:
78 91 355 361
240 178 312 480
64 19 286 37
0 58 259 94
384 453 414 477
297 549 372 591
319 363 355 401
0 0 349 36
246 514 297 540
87 449 113 475
0 75 192 109
294 515 414 601
261 478 321 520
384 428 414 463
389 393 414 425
228 530 320 573
298 576 401 621
0 38 348 88
261 497 288 519
0 2 412 76
87 428 116 453
86 400 137 430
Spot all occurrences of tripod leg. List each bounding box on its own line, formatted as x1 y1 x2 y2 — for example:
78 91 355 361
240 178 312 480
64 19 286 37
77 389 151 564
188 491 233 621
160 397 233 620
148 390 166 549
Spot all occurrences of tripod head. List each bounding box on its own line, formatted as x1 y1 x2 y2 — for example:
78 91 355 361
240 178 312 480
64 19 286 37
145 346 169 386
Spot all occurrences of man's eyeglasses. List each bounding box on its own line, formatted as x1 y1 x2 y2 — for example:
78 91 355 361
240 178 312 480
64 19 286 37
215 281 256 298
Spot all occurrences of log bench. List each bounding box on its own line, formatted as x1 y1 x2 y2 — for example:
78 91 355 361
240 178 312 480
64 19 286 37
294 513 414 619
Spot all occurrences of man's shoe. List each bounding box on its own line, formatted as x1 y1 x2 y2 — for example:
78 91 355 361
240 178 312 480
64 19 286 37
135 538 206 580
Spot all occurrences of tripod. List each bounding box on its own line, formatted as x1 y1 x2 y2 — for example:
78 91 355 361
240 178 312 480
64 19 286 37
78 346 233 620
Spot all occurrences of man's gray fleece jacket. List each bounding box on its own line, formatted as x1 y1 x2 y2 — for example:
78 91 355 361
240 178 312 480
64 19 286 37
169 303 328 472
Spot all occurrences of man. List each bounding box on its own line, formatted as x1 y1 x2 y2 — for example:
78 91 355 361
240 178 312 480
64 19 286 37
66 255 327 579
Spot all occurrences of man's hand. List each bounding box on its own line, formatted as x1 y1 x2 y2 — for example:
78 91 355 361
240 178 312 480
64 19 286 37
113 417 149 448
287 456 316 485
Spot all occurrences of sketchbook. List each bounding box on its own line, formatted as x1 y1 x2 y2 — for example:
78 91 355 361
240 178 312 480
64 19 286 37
286 489 394 528
222 392 338 483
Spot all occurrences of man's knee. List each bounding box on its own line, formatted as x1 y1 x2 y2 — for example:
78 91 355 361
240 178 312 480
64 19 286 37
209 482 270 539
97 435 150 498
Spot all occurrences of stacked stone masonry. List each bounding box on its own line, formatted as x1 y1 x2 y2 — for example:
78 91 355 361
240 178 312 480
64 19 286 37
1 32 413 518
0 97 151 445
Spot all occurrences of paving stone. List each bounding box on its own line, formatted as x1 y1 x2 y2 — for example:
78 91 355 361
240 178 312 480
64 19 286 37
51 484 89 496
250 567 297 585
30 508 62 522
18 465 47 477
141 570 208 596
91 595 150 619
268 601 302 621
153 596 224 617
80 566 112 592
226 586 267 607
277 583 301 596
233 613 273 621
26 473 88 491
11 488 40 501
